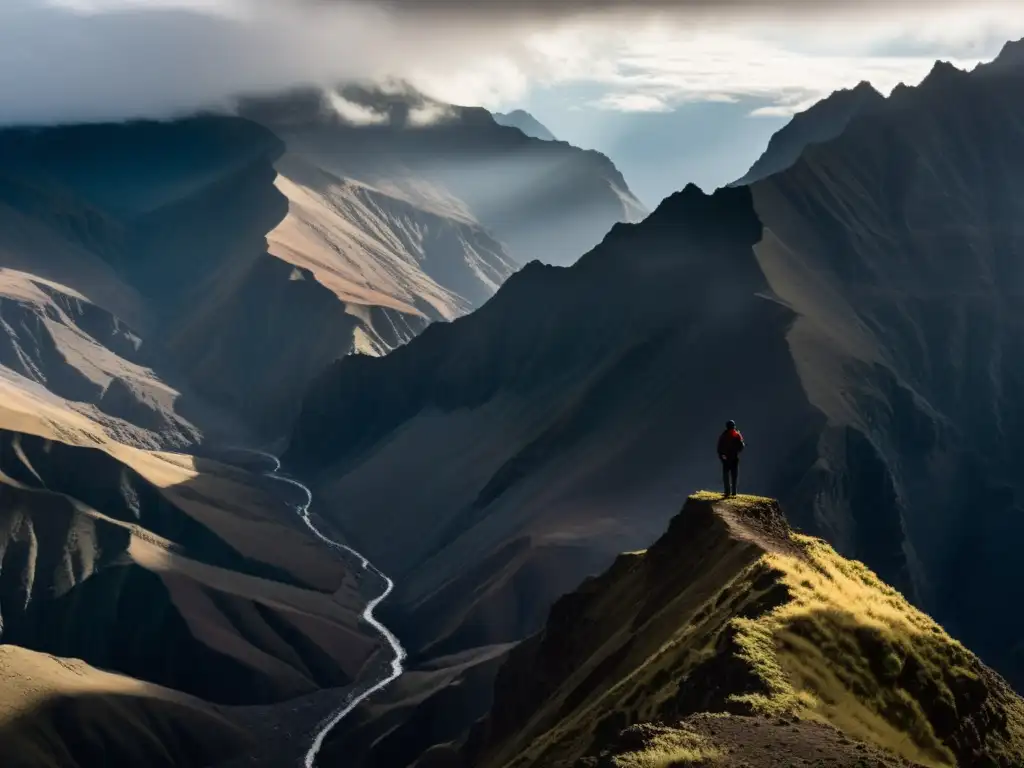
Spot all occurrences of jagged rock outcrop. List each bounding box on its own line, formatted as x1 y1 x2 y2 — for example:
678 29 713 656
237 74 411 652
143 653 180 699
439 495 1024 768
287 48 1024 706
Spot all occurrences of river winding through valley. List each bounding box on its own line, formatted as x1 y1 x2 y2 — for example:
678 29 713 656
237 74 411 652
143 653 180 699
243 450 406 768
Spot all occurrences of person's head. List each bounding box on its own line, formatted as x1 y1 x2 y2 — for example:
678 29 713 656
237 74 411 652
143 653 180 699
726 419 736 431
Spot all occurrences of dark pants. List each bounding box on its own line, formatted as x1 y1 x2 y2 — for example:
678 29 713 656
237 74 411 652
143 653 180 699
722 459 739 496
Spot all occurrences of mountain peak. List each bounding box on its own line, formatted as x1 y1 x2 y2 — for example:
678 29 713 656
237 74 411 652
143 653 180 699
735 79 884 185
920 59 968 88
986 37 1024 73
492 109 557 141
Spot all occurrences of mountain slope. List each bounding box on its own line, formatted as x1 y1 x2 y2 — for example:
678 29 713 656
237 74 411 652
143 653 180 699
0 116 357 443
493 110 557 142
0 375 382 711
286 49 1024 708
267 152 516 354
0 645 251 768
734 81 885 185
434 495 1024 768
0 266 198 447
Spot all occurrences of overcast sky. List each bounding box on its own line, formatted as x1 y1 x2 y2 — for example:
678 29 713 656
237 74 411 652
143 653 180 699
4 1 1024 198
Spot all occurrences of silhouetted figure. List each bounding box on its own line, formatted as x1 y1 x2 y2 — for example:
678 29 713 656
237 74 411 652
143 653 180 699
717 420 745 497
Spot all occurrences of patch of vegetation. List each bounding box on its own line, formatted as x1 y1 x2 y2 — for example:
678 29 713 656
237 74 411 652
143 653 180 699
690 491 775 504
718 518 1024 767
611 724 721 768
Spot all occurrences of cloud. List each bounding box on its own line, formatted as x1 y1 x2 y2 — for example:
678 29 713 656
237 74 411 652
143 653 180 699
326 92 389 125
0 0 540 124
332 0 984 19
749 104 805 118
407 102 457 127
592 93 671 112
0 0 1022 126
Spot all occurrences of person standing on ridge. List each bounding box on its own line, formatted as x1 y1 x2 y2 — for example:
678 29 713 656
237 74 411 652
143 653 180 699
717 420 745 497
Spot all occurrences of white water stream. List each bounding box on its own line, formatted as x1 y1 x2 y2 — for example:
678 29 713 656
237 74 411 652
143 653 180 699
244 450 406 767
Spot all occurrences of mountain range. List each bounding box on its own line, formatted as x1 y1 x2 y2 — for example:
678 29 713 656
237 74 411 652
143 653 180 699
1 36 1024 768
284 39 1024 765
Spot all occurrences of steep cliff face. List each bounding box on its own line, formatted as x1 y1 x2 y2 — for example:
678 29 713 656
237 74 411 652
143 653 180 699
287 53 1024 702
438 496 1024 768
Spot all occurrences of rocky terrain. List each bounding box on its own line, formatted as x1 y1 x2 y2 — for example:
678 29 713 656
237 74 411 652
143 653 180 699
0 359 389 766
0 116 347 443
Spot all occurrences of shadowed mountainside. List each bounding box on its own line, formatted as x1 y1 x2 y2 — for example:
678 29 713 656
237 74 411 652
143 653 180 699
286 49 1024 760
0 116 356 443
734 81 885 185
0 275 400 768
427 495 1024 768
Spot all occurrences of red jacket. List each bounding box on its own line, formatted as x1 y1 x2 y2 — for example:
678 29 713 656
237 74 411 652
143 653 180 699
717 429 745 461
